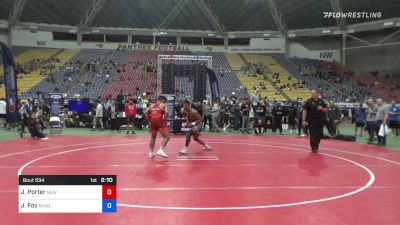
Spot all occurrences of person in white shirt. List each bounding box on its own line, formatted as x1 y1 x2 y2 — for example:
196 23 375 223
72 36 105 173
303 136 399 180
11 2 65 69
0 98 6 128
0 99 6 115
92 100 104 131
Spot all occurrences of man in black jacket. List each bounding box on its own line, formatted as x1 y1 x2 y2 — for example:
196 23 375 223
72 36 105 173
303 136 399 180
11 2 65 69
116 90 124 112
273 103 284 135
287 103 297 134
302 90 327 153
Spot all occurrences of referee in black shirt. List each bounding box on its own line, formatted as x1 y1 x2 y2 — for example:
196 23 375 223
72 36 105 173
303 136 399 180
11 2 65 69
302 90 327 153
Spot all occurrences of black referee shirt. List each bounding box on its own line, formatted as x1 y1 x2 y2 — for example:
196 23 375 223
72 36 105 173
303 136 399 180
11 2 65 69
304 98 327 125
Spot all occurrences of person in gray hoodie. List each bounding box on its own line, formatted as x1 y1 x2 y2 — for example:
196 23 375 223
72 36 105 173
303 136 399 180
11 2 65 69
366 98 378 144
211 101 221 132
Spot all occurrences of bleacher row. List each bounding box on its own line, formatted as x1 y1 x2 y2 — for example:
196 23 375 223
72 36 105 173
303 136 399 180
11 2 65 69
1 46 397 102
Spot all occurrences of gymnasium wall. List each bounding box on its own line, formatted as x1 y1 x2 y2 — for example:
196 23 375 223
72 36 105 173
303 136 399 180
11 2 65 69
10 29 286 53
0 32 8 45
345 28 400 74
288 36 341 62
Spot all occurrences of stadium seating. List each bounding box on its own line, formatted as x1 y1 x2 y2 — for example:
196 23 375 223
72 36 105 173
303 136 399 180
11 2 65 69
101 51 146 98
0 48 61 98
224 53 246 71
352 73 400 102
2 46 395 103
25 49 82 96
198 52 248 98
325 61 380 101
15 48 60 64
143 72 157 100
241 54 310 100
12 46 31 58
285 56 346 102
237 74 285 101
66 49 114 99
224 53 283 100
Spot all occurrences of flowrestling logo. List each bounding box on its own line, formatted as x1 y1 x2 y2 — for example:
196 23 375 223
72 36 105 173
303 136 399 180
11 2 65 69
323 12 382 19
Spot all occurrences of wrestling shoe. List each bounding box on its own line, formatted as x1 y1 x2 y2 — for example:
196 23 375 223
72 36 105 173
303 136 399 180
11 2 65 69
179 147 189 155
156 149 168 158
203 144 212 151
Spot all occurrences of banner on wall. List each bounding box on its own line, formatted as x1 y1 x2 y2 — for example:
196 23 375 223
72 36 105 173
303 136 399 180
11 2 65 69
164 94 176 132
118 44 190 52
228 47 284 53
207 69 220 101
48 93 63 116
0 41 19 123
117 43 285 53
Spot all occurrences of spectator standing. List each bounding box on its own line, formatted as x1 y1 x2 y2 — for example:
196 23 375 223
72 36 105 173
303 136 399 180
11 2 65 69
222 103 231 133
354 103 366 137
125 98 137 134
232 103 241 131
326 100 340 137
366 99 378 144
202 100 212 131
287 103 297 134
211 101 221 132
388 100 400 137
375 99 388 146
241 99 251 134
272 103 284 135
264 101 274 133
92 100 104 131
296 101 308 136
116 90 124 112
0 98 6 128
110 100 120 133
255 100 266 135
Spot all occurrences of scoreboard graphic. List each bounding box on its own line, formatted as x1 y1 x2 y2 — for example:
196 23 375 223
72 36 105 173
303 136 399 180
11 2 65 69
18 175 117 213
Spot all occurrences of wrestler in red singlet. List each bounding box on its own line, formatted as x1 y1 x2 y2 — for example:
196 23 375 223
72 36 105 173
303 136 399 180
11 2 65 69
144 96 170 158
150 102 169 136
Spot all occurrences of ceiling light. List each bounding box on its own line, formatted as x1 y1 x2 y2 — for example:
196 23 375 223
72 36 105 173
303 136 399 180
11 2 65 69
383 21 394 26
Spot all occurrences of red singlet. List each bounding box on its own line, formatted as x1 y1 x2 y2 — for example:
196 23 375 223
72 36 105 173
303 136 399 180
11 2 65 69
150 103 168 136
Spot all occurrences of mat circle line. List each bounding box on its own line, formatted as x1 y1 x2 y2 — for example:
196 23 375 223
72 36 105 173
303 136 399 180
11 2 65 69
17 140 375 210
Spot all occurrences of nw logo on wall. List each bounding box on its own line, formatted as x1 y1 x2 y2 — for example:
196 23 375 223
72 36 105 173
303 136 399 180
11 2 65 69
320 51 333 59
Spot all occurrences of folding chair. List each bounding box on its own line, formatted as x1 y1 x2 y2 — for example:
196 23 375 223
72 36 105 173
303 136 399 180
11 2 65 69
49 116 62 134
